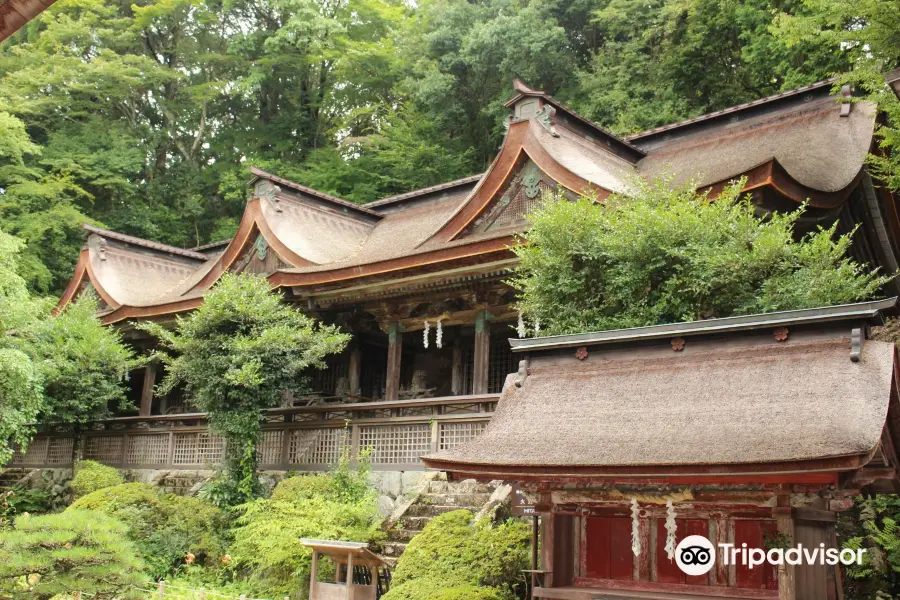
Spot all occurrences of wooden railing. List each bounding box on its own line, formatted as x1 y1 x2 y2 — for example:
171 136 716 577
9 394 499 471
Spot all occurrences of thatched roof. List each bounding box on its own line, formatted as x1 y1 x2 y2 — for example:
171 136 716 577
425 323 897 478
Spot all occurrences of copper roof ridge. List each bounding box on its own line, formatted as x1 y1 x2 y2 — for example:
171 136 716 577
364 174 485 208
249 166 381 217
509 297 896 352
191 239 231 252
627 79 838 142
502 83 645 157
82 224 208 261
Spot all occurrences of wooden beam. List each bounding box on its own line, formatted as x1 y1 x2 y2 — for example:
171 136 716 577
347 552 355 600
385 322 402 401
348 345 362 396
541 507 556 588
139 363 157 417
473 309 490 394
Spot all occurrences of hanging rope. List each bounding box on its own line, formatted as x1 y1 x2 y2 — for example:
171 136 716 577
631 498 641 556
664 498 678 560
517 310 526 338
436 318 444 348
423 320 430 348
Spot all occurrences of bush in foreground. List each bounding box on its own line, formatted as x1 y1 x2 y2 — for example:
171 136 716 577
227 455 382 596
385 509 530 600
69 482 227 579
70 460 125 497
384 579 507 600
0 509 145 599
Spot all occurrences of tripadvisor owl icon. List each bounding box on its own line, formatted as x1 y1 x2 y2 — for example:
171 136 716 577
675 535 716 576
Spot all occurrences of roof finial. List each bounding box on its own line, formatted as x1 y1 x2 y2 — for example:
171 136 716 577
513 78 538 95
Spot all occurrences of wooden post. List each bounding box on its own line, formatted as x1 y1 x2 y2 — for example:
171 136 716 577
157 581 165 600
541 510 555 589
776 496 796 600
348 345 362 396
198 588 205 600
309 550 318 600
347 552 355 600
472 310 490 395
451 339 463 395
140 363 157 417
385 322 402 401
73 592 81 600
530 515 539 599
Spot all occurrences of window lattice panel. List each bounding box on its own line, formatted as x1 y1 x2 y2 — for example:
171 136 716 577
289 428 347 465
10 438 48 466
360 424 431 464
439 422 487 451
46 438 74 465
125 434 170 465
258 430 284 466
84 436 124 464
172 433 225 466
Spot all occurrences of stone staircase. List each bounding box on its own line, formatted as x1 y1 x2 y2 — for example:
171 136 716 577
0 469 28 490
378 473 508 565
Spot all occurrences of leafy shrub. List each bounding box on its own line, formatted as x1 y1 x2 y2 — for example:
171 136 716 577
227 455 381 596
511 178 892 336
0 486 51 525
69 483 227 579
384 579 507 600
386 509 530 600
0 509 146 599
840 494 900 599
70 460 124 497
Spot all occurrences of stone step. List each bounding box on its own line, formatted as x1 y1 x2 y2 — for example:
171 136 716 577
420 492 492 506
387 528 421 543
380 541 408 558
404 503 483 517
394 515 431 531
426 480 496 495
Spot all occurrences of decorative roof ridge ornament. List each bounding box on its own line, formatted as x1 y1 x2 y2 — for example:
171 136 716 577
839 84 853 117
535 104 560 137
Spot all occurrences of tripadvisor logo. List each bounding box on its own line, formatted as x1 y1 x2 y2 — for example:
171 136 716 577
674 535 866 576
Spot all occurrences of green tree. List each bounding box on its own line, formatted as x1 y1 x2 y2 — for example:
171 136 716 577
0 510 147 600
141 273 349 504
570 0 848 134
0 231 44 465
28 293 141 424
511 179 892 336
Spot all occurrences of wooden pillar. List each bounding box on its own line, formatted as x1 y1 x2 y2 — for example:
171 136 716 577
473 309 490 395
309 551 318 600
139 363 156 417
776 496 796 600
346 553 355 600
348 345 362 396
451 339 463 395
540 496 555 589
385 322 402 401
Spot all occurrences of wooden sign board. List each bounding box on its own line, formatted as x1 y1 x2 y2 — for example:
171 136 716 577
510 483 537 516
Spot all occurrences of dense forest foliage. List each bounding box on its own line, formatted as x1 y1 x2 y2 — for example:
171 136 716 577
0 0 898 296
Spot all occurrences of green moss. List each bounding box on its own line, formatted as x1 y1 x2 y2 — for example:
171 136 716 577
69 483 227 579
70 460 125 497
383 578 507 600
388 509 530 599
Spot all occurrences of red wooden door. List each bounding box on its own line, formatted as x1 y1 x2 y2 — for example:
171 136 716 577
734 520 779 590
584 517 633 580
656 518 708 585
